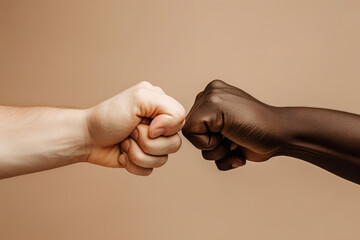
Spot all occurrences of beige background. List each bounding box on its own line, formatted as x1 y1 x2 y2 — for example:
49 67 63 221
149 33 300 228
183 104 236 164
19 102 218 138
1 0 360 239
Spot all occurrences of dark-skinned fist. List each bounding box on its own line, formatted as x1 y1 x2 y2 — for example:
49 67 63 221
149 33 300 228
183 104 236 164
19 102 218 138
182 80 284 171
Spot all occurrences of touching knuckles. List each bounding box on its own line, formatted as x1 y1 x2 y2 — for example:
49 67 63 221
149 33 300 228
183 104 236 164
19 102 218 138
116 79 278 175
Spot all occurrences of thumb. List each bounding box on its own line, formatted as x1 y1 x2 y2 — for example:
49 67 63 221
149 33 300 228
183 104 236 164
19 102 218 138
149 114 185 138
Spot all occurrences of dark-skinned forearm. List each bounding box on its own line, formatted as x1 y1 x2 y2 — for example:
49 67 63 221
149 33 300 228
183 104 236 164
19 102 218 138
277 107 360 184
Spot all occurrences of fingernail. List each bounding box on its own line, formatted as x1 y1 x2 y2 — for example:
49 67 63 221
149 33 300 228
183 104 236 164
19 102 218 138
119 155 127 167
231 162 243 169
151 128 165 138
122 139 131 152
130 128 139 141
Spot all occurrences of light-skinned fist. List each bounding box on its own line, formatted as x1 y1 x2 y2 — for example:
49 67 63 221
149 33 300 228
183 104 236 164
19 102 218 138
85 81 185 176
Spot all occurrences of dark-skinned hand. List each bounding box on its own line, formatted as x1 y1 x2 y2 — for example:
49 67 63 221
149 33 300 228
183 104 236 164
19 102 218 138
183 80 360 184
182 80 283 170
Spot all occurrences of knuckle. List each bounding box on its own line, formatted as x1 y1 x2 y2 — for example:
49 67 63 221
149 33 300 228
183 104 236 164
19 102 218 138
177 106 186 121
169 100 186 120
206 79 224 89
205 91 223 105
137 81 152 88
132 87 148 104
169 108 186 127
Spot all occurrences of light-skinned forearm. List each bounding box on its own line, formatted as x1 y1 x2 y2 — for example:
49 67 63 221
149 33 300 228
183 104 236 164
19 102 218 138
278 107 360 183
0 106 89 179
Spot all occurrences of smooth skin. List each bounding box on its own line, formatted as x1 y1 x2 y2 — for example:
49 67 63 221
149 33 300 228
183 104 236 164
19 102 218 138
182 80 360 184
0 81 185 179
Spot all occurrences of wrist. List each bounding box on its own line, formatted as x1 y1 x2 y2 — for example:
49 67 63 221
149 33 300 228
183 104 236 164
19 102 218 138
48 108 92 164
79 109 93 163
273 107 299 156
46 108 92 164
275 107 317 157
